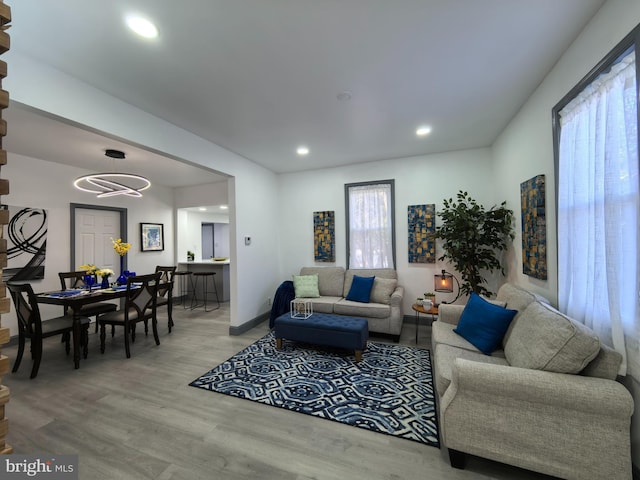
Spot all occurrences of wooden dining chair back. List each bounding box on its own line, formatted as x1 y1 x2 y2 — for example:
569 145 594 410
98 272 161 358
155 265 176 332
7 282 91 379
58 271 117 332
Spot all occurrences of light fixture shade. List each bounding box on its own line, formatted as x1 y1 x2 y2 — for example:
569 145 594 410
74 173 151 198
74 149 151 198
434 270 454 293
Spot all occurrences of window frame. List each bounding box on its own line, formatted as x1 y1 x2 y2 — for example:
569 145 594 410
552 24 640 277
344 179 396 269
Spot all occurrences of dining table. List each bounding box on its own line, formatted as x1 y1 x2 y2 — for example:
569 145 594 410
36 285 132 369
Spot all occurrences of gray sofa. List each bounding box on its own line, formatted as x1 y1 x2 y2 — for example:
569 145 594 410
298 267 404 339
432 283 634 480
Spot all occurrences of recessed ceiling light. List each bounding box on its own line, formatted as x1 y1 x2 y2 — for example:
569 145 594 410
220 205 229 210
297 146 309 156
126 15 158 39
416 126 432 136
199 207 207 211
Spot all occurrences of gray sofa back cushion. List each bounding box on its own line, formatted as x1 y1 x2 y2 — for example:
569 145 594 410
497 283 549 312
497 283 550 347
300 267 345 297
581 343 622 380
369 277 398 305
343 269 397 298
504 301 601 374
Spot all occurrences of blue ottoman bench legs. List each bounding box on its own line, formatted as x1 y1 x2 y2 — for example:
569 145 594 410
274 313 369 362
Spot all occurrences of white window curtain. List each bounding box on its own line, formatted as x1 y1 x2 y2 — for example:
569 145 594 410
347 183 394 269
558 50 639 378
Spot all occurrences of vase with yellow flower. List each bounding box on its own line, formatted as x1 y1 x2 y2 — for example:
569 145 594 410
78 263 98 291
112 238 132 285
96 268 114 288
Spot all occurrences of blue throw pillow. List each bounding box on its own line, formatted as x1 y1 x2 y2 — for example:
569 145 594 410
346 275 375 303
453 293 518 355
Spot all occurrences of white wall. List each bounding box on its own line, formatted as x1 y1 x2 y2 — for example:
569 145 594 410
492 0 640 467
214 223 230 258
5 52 281 329
2 153 175 336
183 211 230 261
174 181 229 209
277 148 496 313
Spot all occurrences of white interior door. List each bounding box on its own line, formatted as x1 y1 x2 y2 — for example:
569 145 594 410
74 208 120 271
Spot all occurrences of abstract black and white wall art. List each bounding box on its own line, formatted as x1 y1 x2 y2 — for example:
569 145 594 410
3 206 48 282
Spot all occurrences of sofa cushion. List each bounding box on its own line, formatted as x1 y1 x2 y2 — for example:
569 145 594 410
369 277 397 305
334 299 390 319
432 321 505 357
308 296 342 314
300 267 345 297
504 301 601 374
454 293 518 355
496 283 549 311
496 283 550 347
343 268 397 297
433 344 509 397
292 274 320 298
580 343 622 380
345 275 375 303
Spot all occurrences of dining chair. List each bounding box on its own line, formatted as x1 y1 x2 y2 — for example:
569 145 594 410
98 272 161 358
154 265 176 333
7 282 91 379
59 271 118 332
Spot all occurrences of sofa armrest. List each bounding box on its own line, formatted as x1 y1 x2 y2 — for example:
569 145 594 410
440 358 634 479
438 304 465 325
390 286 404 307
443 358 633 415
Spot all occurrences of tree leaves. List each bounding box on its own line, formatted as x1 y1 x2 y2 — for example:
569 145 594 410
435 191 514 297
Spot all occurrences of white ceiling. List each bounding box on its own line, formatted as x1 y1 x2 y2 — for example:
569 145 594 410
4 0 606 186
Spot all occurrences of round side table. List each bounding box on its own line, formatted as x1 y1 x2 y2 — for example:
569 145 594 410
412 303 439 343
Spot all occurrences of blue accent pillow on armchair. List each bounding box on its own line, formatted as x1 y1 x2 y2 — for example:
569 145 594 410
454 292 518 355
346 275 375 303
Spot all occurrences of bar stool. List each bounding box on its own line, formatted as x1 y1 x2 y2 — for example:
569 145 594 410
190 272 220 312
174 271 193 308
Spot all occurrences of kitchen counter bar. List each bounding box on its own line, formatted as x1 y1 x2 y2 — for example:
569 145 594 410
178 261 230 302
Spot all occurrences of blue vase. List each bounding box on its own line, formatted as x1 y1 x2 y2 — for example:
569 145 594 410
83 274 95 292
101 276 110 289
117 257 127 285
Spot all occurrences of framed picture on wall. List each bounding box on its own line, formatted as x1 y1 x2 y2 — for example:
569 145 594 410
140 223 164 252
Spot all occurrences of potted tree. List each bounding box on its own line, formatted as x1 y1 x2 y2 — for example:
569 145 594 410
435 190 514 298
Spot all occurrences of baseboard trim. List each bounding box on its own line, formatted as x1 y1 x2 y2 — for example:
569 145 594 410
229 312 269 336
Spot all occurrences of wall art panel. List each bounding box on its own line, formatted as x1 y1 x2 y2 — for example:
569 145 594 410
314 211 335 262
408 204 436 263
521 175 547 280
2 205 48 282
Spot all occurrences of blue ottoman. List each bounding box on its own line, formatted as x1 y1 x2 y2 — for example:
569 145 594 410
274 313 369 362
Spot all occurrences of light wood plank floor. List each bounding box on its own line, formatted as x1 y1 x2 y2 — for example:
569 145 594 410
2 304 555 479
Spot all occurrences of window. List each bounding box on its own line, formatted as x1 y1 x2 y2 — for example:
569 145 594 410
345 180 395 269
553 25 640 378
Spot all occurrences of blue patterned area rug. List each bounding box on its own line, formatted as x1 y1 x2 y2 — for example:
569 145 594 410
189 332 439 447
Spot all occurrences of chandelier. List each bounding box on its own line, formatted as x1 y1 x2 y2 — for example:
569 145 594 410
74 149 151 198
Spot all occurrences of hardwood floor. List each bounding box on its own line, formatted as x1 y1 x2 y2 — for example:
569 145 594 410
2 304 555 479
